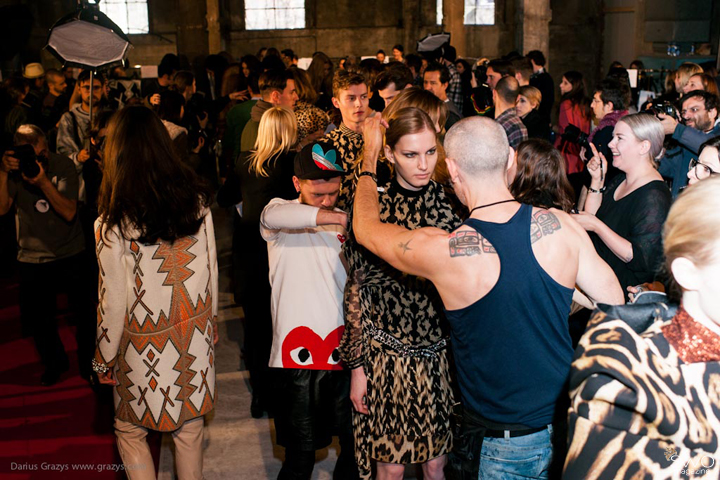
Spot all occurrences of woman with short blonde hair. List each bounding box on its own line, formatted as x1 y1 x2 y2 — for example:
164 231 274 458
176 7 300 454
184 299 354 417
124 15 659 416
675 62 703 96
517 85 551 141
576 113 672 293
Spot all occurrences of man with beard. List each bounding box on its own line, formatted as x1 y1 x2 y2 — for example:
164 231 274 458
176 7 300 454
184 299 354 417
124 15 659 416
40 69 69 138
56 70 103 202
658 90 720 197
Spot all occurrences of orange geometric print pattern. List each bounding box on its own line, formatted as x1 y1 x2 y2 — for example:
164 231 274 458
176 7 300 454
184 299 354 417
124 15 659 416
96 221 216 432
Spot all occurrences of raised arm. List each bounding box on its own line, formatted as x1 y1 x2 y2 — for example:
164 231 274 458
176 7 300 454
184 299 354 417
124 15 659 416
583 143 608 215
260 198 347 240
352 115 449 281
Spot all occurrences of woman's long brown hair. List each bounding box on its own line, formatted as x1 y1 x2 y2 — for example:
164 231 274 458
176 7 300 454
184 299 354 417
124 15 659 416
511 139 575 212
97 106 212 244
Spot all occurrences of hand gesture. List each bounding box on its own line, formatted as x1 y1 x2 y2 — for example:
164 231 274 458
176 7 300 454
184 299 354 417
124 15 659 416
571 211 598 232
98 369 118 386
586 143 607 184
350 367 369 415
361 115 387 169
77 149 91 164
150 93 161 106
229 89 249 101
1 150 19 173
656 112 678 136
192 135 205 154
197 112 209 130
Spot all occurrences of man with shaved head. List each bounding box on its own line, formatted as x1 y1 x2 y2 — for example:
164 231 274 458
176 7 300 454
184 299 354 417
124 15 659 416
493 75 527 149
351 115 623 478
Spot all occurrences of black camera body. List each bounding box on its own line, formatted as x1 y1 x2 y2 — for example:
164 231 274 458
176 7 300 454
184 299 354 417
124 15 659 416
561 124 591 154
11 144 41 178
643 99 681 121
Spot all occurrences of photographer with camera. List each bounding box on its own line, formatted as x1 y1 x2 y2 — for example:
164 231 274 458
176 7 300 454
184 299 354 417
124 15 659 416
0 125 94 386
657 90 720 197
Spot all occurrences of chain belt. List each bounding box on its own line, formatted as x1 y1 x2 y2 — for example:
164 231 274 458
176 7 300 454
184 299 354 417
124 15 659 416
368 323 448 358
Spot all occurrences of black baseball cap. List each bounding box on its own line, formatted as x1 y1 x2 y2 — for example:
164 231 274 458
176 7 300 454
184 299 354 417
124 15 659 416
294 141 347 180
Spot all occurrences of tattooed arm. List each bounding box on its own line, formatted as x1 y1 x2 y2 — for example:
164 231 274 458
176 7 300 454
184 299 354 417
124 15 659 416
352 173 450 280
353 115 451 280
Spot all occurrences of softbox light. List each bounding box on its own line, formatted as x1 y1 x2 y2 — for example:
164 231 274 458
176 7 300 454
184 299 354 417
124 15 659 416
416 32 451 53
45 1 132 70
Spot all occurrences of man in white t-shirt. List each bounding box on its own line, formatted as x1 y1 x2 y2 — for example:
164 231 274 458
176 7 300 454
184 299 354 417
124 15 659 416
260 141 358 480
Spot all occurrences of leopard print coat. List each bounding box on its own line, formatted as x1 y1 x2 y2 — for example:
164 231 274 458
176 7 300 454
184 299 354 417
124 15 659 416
564 305 720 479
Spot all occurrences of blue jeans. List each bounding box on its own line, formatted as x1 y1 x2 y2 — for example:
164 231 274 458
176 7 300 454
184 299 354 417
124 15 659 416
478 425 553 479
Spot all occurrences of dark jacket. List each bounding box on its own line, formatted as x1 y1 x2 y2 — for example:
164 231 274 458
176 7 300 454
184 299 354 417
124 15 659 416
529 70 554 124
659 121 720 198
520 109 551 142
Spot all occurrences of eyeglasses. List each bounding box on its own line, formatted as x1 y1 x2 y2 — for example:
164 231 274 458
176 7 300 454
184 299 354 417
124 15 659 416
689 158 719 179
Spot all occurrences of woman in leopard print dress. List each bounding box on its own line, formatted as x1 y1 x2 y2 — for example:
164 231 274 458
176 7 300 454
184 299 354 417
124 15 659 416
340 107 460 479
565 177 720 479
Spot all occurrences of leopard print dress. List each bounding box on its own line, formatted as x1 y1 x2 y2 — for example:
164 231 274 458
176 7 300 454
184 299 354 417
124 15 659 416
340 178 461 479
565 305 720 479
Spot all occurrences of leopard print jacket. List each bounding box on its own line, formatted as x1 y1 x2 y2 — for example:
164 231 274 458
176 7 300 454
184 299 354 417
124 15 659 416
564 307 720 479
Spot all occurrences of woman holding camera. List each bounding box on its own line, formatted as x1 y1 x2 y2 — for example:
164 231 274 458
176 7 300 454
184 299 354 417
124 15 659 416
94 106 217 479
565 176 720 478
574 113 671 293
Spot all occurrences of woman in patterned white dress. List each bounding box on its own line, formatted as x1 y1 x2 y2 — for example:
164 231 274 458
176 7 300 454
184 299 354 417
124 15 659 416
93 106 218 480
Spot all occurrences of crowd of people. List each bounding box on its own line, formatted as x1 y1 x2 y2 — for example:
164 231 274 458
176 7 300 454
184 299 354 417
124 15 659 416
2 42 720 480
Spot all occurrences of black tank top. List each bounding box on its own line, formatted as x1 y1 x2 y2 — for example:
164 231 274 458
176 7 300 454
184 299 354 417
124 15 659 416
444 203 574 427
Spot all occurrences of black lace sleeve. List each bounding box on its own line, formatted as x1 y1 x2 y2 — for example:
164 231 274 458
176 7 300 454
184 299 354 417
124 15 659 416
339 237 366 369
626 183 671 274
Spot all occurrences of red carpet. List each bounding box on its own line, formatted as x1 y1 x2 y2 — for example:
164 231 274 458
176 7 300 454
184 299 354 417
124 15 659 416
0 276 160 479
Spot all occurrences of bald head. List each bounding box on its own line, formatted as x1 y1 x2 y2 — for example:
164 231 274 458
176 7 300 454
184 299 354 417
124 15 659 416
445 117 509 177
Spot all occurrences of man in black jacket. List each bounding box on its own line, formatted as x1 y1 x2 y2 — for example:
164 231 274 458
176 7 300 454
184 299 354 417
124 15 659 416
527 50 554 125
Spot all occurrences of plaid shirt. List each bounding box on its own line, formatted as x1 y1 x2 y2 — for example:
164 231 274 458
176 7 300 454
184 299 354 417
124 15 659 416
496 107 528 149
446 62 464 113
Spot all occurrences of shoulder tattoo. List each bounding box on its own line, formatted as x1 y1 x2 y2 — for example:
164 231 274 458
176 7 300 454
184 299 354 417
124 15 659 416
449 231 496 257
398 239 412 254
530 209 561 244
